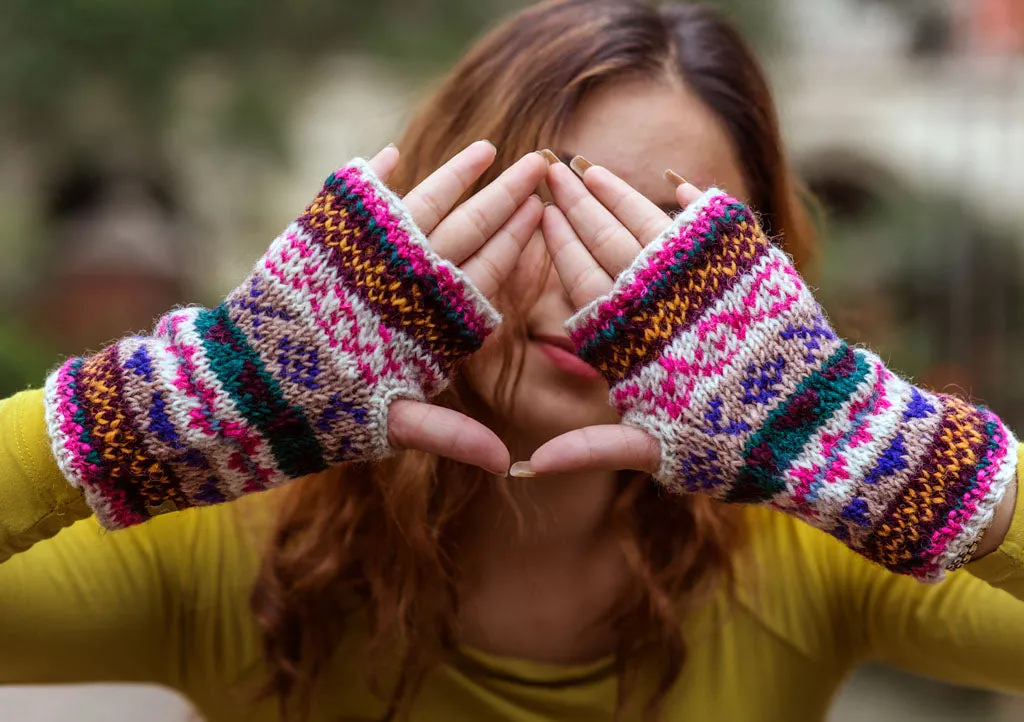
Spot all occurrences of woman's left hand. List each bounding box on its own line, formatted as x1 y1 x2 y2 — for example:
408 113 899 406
526 158 1019 581
521 158 701 477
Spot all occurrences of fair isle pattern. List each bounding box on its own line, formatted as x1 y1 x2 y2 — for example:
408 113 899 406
567 189 1018 581
43 159 500 530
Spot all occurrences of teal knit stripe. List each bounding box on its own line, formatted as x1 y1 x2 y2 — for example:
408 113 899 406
193 305 326 478
727 344 870 503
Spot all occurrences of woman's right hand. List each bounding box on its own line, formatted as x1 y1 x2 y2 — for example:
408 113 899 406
45 141 546 529
368 142 548 476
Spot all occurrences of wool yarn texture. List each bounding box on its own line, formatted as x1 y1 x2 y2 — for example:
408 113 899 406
44 160 500 530
567 189 1018 581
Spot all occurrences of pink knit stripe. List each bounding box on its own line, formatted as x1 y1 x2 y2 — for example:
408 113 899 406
53 357 146 528
923 410 1012 562
165 314 276 495
264 228 443 392
569 193 759 342
337 166 497 339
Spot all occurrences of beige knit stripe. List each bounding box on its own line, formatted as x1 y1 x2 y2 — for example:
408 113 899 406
225 274 373 462
233 226 445 461
829 370 919 549
255 221 448 392
622 250 841 485
845 375 946 550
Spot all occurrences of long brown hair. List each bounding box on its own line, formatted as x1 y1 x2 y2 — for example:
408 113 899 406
251 1 817 719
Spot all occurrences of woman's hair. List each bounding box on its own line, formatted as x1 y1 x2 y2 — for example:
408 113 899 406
251 1 817 719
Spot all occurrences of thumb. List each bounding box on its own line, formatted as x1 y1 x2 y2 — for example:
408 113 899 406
388 399 510 476
366 144 401 183
524 424 661 476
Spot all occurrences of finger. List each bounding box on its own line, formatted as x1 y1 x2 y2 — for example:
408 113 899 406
577 161 672 246
460 194 544 298
541 204 614 307
667 172 705 208
388 400 510 476
546 161 642 277
430 151 549 264
524 425 660 476
402 140 497 235
366 144 401 182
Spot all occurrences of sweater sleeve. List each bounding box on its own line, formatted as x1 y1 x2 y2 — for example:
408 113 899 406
817 446 1024 690
0 389 90 562
744 482 1024 696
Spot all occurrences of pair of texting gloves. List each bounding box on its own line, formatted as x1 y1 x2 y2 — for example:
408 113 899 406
45 161 1017 581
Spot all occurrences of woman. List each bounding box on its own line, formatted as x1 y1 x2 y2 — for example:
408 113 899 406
2 1 1023 720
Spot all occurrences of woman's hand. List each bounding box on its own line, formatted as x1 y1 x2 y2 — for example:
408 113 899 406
369 142 548 476
522 157 700 476
525 157 1018 580
45 140 547 529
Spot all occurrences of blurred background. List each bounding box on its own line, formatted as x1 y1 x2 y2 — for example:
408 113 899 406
1 0 1023 719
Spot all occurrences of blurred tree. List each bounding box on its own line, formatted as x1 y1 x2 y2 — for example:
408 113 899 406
0 0 780 160
0 322 56 398
815 180 1024 428
0 0 530 158
700 0 780 50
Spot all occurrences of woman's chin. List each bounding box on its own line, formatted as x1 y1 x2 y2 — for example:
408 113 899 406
504 396 619 447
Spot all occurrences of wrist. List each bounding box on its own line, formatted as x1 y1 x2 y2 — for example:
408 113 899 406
971 473 1018 562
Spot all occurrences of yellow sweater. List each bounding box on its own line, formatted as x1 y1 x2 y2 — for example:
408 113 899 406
2 388 1024 720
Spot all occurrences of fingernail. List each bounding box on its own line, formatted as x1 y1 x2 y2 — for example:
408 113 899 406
664 169 688 187
481 139 497 151
538 149 560 165
509 461 536 478
570 155 594 177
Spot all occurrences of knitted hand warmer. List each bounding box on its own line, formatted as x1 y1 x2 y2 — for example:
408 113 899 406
44 160 500 529
567 190 1018 580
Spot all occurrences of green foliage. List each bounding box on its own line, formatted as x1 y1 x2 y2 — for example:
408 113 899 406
700 0 780 50
0 0 528 151
0 322 57 398
818 189 1024 426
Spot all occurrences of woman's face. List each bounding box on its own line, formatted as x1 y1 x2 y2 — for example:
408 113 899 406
465 75 751 453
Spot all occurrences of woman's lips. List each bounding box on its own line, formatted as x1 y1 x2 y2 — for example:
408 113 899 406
530 334 603 381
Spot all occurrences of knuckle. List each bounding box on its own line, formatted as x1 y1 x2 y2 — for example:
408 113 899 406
588 223 620 252
418 189 446 224
638 216 667 243
465 202 492 238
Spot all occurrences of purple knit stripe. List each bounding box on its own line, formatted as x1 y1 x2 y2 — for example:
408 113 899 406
117 340 217 506
100 346 192 512
336 165 495 339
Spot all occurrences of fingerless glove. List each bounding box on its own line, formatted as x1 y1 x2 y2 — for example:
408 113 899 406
44 160 500 529
567 190 1017 581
